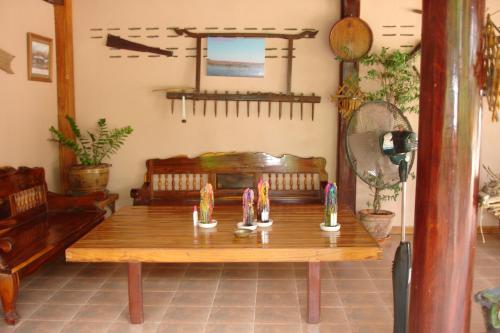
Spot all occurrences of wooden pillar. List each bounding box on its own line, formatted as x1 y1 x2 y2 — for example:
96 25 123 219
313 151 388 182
409 0 484 332
336 0 359 211
54 0 76 193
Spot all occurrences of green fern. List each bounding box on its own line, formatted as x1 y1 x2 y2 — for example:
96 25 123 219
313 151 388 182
49 116 133 166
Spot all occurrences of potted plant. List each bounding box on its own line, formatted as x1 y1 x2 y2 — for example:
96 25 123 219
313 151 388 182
49 116 133 195
357 47 420 240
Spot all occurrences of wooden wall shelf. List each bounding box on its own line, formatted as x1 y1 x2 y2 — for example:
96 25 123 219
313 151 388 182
166 91 319 120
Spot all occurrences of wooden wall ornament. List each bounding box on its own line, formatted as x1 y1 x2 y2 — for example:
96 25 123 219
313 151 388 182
329 17 373 61
484 14 500 122
0 49 15 74
105 34 173 57
166 28 321 121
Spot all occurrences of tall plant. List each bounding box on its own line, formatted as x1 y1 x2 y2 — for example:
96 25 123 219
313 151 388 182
359 47 420 213
49 116 133 166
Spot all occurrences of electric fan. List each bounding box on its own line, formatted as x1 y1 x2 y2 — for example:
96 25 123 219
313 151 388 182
345 101 417 333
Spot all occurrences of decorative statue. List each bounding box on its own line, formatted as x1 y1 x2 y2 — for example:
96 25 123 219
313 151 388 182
242 188 255 226
324 182 338 227
257 178 270 222
200 183 214 224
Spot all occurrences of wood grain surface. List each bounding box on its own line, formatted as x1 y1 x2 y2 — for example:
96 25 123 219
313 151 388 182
66 204 381 263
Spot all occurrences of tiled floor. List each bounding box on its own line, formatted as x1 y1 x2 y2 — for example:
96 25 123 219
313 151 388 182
0 233 498 333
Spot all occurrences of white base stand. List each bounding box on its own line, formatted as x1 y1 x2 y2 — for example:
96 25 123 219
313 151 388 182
198 220 218 228
256 219 273 227
320 222 341 232
237 221 257 230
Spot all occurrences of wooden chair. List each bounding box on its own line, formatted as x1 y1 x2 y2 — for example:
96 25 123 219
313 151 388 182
0 167 106 324
131 152 328 205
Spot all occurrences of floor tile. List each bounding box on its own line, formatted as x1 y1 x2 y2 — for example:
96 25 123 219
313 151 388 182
11 320 65 333
143 279 180 292
258 269 295 279
213 292 256 307
144 291 174 306
184 269 221 280
205 323 254 333
344 306 392 324
217 279 257 293
300 307 349 324
258 280 296 293
107 322 159 333
117 305 168 323
28 304 80 321
178 279 219 292
62 278 106 290
170 291 214 306
335 280 377 293
156 323 204 333
47 290 94 305
331 268 370 280
256 292 299 307
298 292 343 308
100 278 129 290
254 324 302 333
208 306 254 323
61 321 110 333
17 290 55 304
162 306 210 323
302 323 353 333
338 292 386 307
23 277 69 290
221 269 258 279
72 304 125 322
255 306 301 324
87 291 128 305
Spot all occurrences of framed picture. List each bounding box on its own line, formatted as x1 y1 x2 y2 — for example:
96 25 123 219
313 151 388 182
207 37 265 78
27 33 52 82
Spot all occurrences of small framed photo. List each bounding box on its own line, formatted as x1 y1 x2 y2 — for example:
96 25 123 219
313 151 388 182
27 33 52 82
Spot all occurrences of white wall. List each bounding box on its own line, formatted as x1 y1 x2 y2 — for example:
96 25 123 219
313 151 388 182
0 0 59 189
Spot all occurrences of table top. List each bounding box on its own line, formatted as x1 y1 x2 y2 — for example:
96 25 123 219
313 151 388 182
66 204 381 263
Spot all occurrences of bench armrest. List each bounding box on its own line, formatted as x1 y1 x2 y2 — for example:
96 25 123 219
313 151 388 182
47 191 107 211
130 183 151 205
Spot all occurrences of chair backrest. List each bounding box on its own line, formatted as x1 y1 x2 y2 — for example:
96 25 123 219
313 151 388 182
132 152 328 205
0 167 48 221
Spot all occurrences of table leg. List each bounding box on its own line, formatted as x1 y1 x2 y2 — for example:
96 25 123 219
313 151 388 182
128 262 143 324
307 261 321 323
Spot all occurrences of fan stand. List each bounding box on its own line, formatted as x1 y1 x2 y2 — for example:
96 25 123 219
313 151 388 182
392 159 412 333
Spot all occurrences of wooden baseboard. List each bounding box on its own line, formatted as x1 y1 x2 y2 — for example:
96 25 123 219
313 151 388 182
391 226 500 235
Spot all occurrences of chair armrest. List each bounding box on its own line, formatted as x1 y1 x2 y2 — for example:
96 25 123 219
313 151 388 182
47 191 107 211
130 183 151 205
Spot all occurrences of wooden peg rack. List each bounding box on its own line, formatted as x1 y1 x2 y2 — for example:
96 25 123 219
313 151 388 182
167 28 321 121
167 91 320 120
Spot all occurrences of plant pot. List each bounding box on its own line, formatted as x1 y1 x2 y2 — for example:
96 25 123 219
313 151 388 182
358 209 395 241
475 288 500 332
68 164 110 195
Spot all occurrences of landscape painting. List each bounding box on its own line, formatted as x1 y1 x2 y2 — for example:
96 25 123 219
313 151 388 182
27 33 52 82
207 37 264 78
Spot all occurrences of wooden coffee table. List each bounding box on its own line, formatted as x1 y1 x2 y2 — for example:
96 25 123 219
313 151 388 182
66 204 380 324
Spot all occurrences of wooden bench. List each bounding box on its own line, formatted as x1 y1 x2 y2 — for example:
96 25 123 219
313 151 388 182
131 152 328 205
0 167 106 325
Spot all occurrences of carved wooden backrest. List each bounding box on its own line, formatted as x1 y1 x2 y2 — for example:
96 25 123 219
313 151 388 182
0 167 48 221
132 152 328 205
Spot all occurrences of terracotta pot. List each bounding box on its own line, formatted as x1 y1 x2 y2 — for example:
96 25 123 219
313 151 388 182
358 209 395 241
68 164 110 195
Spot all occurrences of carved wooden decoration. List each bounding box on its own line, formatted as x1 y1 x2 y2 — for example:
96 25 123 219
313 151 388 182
0 49 14 74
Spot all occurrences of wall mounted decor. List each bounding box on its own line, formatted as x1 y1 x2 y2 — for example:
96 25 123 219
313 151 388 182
207 37 265 77
167 28 321 121
105 34 173 57
484 14 500 122
27 33 52 82
0 48 15 74
329 17 373 61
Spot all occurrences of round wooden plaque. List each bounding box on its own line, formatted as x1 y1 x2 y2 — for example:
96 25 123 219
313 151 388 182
329 17 373 61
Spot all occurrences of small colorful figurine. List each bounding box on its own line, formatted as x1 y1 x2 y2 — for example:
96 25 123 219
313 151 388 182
242 188 255 226
324 182 338 227
257 178 270 222
200 183 214 224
